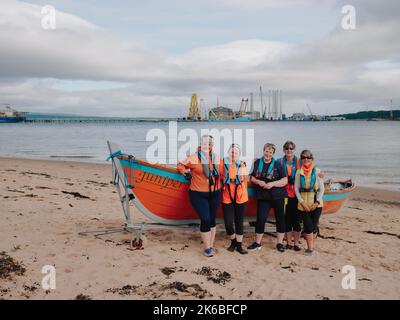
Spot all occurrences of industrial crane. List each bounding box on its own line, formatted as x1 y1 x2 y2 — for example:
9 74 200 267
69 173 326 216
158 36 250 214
188 93 201 120
238 98 248 117
306 104 313 117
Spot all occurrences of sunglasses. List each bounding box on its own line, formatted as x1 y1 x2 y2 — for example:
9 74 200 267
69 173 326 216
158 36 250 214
284 147 294 150
301 156 312 160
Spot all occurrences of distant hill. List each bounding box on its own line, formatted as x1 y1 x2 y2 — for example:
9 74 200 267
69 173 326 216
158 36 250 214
333 110 400 120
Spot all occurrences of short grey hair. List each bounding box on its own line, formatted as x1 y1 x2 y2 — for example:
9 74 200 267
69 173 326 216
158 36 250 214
200 134 214 146
300 149 314 160
263 143 276 154
228 143 241 155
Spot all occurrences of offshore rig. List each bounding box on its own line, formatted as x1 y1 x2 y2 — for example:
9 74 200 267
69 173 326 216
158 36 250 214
184 88 284 122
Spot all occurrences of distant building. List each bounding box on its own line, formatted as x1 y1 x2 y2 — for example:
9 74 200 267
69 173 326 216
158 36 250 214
209 106 234 120
235 111 260 120
250 111 261 120
290 113 306 121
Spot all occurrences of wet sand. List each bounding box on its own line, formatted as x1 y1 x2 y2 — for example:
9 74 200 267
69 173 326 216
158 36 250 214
0 157 399 300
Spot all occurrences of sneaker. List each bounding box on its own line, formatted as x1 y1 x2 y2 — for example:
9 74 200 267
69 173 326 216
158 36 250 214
276 243 285 252
247 242 262 251
204 248 214 257
286 244 293 250
227 240 236 252
305 249 313 256
236 243 248 255
293 245 301 252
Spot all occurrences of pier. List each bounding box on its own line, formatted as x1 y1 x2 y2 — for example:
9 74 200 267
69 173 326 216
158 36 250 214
24 118 175 123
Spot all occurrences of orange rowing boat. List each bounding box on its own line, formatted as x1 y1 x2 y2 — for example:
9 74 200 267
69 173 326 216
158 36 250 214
115 154 355 225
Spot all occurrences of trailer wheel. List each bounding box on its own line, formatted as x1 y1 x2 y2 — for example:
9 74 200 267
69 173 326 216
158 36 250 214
130 238 143 250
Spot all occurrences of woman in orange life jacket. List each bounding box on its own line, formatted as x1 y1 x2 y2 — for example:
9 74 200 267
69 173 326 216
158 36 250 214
276 141 302 251
295 150 324 256
248 143 288 252
221 144 248 255
177 135 223 257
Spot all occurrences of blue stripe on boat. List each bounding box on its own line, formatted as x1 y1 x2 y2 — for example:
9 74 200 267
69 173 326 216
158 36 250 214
120 159 189 184
323 192 352 201
120 159 352 201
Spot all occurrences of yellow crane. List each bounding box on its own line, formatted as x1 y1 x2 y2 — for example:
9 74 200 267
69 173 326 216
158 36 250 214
188 93 201 120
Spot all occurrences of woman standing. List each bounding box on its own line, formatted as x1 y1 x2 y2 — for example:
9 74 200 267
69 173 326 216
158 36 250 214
177 135 222 257
248 143 288 252
277 141 302 251
221 144 248 254
295 150 324 256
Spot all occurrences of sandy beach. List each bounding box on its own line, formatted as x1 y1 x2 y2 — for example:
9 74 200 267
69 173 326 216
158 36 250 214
1 157 399 300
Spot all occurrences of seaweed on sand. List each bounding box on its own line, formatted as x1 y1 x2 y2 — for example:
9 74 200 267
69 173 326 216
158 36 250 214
0 252 26 279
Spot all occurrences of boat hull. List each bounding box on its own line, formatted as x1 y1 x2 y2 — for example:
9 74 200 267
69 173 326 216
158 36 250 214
119 157 355 225
0 117 25 123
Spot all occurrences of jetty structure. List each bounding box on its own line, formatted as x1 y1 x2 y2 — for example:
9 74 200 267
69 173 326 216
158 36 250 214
24 116 173 123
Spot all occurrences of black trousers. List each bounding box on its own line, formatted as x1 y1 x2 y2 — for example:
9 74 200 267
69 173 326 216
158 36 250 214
189 190 222 232
301 207 322 234
255 199 285 234
222 202 247 236
285 197 301 232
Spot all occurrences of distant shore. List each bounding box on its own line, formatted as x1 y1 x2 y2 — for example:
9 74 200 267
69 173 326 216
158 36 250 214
5 108 397 123
0 157 399 300
18 118 400 123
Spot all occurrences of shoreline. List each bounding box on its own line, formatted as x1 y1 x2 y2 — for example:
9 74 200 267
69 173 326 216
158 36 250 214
1 157 399 300
1 156 400 192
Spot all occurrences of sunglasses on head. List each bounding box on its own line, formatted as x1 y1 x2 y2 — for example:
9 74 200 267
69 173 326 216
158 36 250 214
301 156 312 160
284 147 294 150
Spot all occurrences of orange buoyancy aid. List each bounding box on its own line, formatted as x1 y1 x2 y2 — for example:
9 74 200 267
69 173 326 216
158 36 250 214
279 155 301 198
177 152 223 192
221 158 248 204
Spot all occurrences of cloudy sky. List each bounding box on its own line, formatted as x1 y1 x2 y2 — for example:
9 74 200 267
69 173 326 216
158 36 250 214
0 0 399 117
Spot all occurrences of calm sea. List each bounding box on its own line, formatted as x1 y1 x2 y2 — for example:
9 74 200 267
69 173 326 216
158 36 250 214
0 121 399 191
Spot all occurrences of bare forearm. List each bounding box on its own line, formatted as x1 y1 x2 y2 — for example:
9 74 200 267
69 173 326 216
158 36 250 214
251 176 262 185
271 177 288 188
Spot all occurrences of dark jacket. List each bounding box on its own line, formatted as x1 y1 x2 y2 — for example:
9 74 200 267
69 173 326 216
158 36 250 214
250 158 287 201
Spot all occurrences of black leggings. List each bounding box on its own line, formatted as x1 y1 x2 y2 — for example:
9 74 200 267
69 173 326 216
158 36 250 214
255 199 285 234
222 202 247 236
301 207 322 234
285 197 301 232
189 190 221 232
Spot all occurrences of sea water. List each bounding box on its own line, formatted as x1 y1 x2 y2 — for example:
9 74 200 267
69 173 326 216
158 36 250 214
0 121 399 191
